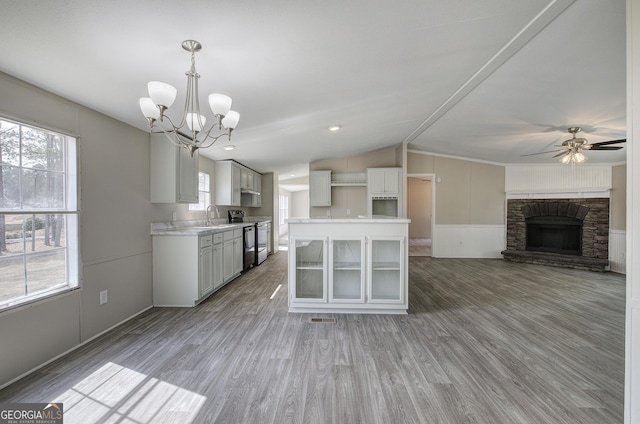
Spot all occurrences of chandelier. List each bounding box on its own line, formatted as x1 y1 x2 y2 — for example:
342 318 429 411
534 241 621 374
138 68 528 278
139 40 239 156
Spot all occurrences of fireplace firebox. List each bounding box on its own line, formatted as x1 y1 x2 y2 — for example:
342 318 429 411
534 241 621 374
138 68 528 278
526 216 582 256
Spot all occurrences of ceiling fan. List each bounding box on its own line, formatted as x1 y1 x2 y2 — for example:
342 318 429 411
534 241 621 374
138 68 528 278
522 127 626 164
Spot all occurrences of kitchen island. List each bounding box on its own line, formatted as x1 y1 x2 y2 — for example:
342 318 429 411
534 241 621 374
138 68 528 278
287 217 410 314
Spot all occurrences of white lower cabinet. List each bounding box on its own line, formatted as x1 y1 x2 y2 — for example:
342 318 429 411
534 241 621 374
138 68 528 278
223 235 235 283
223 229 244 283
213 234 224 290
233 229 243 276
291 237 328 302
199 235 214 298
153 229 244 307
288 219 408 314
330 238 365 303
368 237 403 303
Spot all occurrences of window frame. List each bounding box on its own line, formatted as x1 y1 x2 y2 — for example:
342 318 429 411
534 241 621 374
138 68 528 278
0 116 80 312
279 194 289 226
189 171 210 212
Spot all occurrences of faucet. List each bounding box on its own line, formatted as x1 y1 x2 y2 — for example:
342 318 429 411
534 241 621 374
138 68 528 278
206 205 213 225
206 204 220 225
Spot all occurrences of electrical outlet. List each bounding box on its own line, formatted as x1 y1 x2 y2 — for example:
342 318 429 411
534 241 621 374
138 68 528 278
100 290 108 305
347 209 351 216
172 211 177 221
326 209 331 217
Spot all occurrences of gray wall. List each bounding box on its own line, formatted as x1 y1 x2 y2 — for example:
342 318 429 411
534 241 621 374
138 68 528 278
407 152 506 225
0 72 153 387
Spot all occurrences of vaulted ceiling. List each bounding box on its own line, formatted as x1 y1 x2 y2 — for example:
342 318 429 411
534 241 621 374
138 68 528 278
0 0 626 180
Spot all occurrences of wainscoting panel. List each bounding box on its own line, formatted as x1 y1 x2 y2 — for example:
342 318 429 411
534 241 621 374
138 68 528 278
609 230 626 274
433 225 505 258
506 165 611 195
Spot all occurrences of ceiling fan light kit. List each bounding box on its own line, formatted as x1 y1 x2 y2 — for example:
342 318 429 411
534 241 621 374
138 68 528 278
139 40 240 157
522 126 626 164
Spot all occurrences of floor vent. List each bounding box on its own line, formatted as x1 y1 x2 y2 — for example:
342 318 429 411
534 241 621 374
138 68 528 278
310 317 336 324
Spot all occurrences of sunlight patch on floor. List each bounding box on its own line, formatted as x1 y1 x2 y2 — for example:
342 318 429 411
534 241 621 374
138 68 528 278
52 362 206 424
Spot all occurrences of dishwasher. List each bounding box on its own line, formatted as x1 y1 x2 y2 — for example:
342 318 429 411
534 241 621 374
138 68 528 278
243 225 256 270
229 209 256 271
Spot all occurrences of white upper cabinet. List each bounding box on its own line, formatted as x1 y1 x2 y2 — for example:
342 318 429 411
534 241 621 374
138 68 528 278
150 133 199 204
367 167 403 217
367 168 401 195
310 170 331 207
217 161 262 207
215 161 242 206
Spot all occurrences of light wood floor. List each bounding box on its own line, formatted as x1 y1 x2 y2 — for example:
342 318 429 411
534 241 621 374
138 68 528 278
0 253 625 424
409 238 432 256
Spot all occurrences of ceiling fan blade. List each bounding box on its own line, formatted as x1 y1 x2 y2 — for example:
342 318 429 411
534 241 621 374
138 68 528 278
587 139 626 149
588 146 624 151
520 149 565 157
552 150 571 158
593 138 626 145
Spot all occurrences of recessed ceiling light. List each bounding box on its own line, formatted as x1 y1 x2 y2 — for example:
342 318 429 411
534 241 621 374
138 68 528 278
223 145 235 150
328 125 341 132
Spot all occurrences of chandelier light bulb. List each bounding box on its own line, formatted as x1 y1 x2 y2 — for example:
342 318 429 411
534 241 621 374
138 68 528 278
186 113 206 132
221 110 240 129
147 81 177 109
139 97 160 119
209 94 232 117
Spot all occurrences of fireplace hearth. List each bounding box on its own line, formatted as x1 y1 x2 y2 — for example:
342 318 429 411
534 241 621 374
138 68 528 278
502 198 609 271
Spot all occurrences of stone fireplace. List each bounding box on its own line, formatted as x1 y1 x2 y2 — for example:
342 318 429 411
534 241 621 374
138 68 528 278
501 198 610 271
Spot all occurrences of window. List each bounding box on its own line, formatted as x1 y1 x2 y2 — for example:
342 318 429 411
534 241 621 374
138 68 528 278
279 194 289 225
0 117 79 310
189 172 210 212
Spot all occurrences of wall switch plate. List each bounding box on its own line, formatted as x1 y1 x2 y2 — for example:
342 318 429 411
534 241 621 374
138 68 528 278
100 290 108 305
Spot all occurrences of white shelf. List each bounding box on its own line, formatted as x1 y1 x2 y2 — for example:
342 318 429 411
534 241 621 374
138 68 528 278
296 264 324 270
333 262 361 270
372 262 401 270
330 172 367 187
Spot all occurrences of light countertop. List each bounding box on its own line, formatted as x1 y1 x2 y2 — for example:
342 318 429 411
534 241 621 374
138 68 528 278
287 216 410 224
152 217 272 236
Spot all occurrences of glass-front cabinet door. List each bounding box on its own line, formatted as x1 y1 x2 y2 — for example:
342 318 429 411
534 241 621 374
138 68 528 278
291 237 327 302
329 238 365 303
368 237 404 303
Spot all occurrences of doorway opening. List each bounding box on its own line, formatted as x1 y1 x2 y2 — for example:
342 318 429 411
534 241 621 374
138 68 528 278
407 175 435 257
